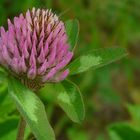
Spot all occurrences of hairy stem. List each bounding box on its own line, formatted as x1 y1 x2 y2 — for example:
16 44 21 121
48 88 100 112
16 117 26 140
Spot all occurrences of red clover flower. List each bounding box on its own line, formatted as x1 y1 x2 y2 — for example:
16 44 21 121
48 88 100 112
0 8 73 89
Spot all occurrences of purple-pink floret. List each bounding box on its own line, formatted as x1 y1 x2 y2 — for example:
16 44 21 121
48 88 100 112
0 8 73 86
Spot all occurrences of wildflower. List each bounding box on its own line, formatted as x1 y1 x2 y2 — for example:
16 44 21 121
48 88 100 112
0 8 73 89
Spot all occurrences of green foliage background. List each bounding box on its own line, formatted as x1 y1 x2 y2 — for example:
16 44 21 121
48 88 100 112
0 0 140 140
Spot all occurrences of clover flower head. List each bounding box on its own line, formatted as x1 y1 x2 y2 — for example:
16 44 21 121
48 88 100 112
0 8 73 89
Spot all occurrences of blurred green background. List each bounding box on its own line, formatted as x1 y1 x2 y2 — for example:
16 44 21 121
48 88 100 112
0 0 140 140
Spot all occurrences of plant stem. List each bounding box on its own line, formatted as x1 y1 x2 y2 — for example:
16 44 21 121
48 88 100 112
16 117 26 140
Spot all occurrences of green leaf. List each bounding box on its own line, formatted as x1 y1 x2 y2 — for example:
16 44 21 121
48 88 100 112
126 104 140 129
67 128 89 140
0 78 15 122
68 47 128 75
108 123 140 140
65 19 79 51
127 104 140 123
109 129 123 140
8 77 55 140
0 117 18 140
0 68 7 83
57 80 85 123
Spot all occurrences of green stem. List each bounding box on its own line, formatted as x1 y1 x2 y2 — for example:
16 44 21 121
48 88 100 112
16 117 26 140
